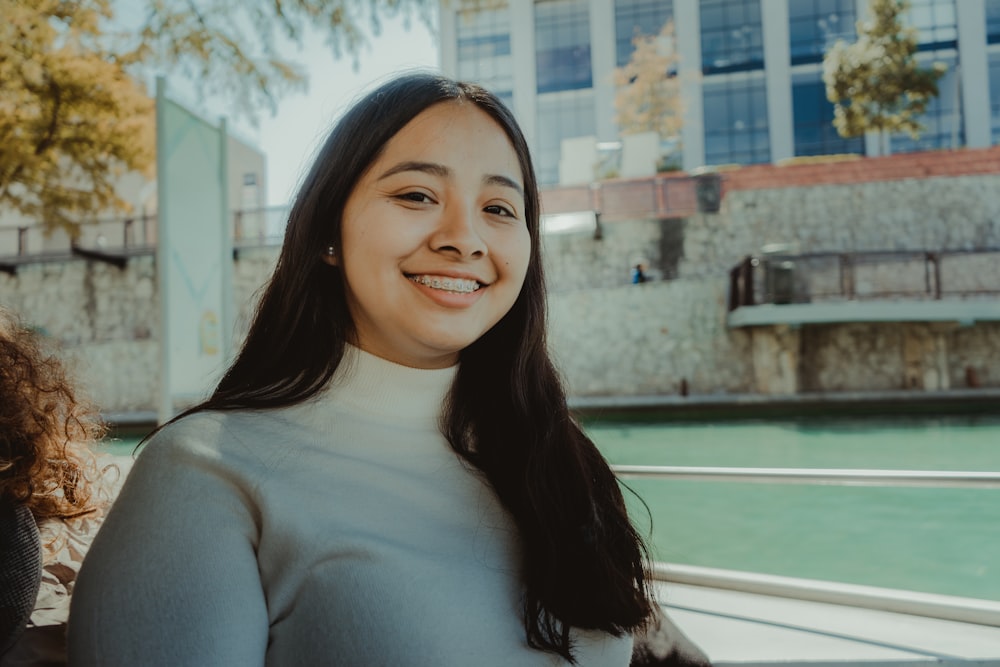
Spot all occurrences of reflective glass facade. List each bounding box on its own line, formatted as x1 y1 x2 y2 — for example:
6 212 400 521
890 56 962 153
442 0 994 182
614 0 674 66
703 75 770 165
906 0 957 50
456 3 513 107
988 0 1000 44
700 0 764 74
989 0 1000 145
792 73 863 156
536 91 596 184
788 0 857 65
536 0 592 93
991 53 1000 144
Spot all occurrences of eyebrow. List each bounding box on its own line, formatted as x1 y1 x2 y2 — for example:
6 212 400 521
378 161 524 198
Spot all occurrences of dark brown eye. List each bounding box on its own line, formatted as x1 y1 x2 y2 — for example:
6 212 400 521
485 204 514 217
398 192 433 204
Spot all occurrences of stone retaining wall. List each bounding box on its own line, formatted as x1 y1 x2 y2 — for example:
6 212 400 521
2 159 998 412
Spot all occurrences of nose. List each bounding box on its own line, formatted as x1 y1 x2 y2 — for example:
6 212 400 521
431 201 486 258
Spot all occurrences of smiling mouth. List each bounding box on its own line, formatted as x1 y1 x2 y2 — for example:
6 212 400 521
407 274 482 294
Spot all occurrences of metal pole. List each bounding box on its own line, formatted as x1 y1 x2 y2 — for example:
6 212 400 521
612 465 1000 488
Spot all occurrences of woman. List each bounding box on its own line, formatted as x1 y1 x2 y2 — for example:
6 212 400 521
0 307 109 664
70 73 656 665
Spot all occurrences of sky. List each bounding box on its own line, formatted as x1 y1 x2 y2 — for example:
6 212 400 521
237 14 440 207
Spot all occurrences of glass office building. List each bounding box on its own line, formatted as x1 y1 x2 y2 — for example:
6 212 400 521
440 0 1000 186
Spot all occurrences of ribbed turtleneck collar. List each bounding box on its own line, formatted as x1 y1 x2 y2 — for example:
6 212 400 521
321 344 458 430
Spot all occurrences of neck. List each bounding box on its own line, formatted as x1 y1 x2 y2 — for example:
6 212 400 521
323 344 458 429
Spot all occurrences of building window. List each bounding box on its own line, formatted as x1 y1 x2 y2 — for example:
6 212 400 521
700 0 764 74
988 0 1000 44
536 90 596 185
990 52 1000 144
703 74 769 165
536 0 592 94
905 0 957 51
456 3 514 102
614 0 674 67
788 0 857 65
792 74 863 156
890 55 962 153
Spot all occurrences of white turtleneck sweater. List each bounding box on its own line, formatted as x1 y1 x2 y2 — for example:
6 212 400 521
68 347 633 666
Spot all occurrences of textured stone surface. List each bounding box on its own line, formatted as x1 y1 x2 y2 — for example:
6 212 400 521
1 172 997 411
547 279 754 397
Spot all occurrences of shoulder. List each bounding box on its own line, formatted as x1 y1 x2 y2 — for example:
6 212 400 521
139 409 283 467
126 406 314 497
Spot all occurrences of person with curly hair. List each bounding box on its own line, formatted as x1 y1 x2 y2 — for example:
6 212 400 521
0 306 111 664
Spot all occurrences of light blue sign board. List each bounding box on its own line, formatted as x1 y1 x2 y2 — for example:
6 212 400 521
156 77 232 422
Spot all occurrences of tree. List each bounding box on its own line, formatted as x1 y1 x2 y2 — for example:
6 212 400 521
0 0 434 235
822 0 945 156
612 20 683 142
1 0 154 237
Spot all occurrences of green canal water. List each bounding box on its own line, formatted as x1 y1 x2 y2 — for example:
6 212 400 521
586 414 1000 602
100 414 1000 601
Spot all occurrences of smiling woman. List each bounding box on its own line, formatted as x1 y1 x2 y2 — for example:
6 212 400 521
68 73 670 666
325 102 531 369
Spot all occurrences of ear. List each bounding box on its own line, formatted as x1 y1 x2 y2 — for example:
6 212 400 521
321 246 338 266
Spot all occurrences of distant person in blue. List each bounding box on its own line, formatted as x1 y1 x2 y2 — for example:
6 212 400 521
632 263 647 284
70 72 710 666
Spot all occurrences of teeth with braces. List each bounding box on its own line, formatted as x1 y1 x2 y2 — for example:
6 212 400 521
410 275 481 293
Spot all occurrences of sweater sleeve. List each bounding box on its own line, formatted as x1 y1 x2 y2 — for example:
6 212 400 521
68 420 269 667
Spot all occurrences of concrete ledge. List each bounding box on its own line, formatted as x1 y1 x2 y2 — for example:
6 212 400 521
569 388 1000 420
104 389 1000 427
654 562 1000 628
728 299 1000 328
661 579 1000 666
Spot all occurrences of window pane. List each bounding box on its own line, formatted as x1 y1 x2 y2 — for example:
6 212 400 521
536 0 593 93
615 0 674 66
702 77 770 164
890 56 962 153
788 0 857 64
700 0 764 73
456 3 513 101
989 0 1000 42
535 91 595 184
791 75 863 156
991 53 1000 143
905 0 957 49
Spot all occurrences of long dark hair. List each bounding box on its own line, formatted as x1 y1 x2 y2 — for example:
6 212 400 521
183 72 653 661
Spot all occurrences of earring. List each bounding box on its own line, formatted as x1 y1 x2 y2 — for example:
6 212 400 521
322 245 338 266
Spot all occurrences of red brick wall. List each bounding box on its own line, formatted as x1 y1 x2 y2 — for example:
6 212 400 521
722 145 1000 192
540 146 1000 221
540 172 697 220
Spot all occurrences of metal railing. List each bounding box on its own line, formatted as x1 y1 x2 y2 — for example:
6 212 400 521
649 561 1000 629
0 214 158 261
612 465 1000 488
0 208 290 271
728 248 1000 311
612 463 1000 627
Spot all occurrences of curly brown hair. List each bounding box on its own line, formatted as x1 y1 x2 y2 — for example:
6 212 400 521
0 308 107 520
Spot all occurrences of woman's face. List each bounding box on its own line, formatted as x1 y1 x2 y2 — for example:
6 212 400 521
328 101 531 369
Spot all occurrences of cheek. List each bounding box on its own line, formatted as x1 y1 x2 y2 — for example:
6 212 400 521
499 230 532 281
